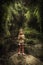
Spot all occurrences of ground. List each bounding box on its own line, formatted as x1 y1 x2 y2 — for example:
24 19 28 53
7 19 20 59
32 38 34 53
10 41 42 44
9 53 43 65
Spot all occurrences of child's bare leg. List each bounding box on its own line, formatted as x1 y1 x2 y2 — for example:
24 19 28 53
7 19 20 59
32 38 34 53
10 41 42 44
18 43 21 55
21 43 25 55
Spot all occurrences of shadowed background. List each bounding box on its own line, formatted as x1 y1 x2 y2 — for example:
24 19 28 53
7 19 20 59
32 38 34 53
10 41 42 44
0 0 43 65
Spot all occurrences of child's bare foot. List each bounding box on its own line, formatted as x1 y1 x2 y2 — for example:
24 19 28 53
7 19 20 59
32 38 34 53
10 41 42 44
18 52 20 55
22 53 25 55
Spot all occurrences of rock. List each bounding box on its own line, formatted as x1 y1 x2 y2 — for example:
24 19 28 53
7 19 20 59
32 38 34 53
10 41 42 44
9 53 43 65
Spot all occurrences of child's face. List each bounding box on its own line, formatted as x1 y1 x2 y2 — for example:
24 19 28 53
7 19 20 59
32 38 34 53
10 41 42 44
19 29 23 32
19 28 24 34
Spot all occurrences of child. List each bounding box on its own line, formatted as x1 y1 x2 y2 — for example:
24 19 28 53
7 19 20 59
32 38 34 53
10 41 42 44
18 28 25 55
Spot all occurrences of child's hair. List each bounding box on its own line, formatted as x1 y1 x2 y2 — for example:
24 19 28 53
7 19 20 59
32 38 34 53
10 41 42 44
19 28 24 35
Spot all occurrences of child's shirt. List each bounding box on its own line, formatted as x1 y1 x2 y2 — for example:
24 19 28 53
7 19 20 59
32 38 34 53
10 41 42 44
18 34 25 43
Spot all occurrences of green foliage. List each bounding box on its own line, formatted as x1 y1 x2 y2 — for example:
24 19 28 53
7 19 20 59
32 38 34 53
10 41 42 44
0 0 42 38
0 1 43 65
24 10 31 20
